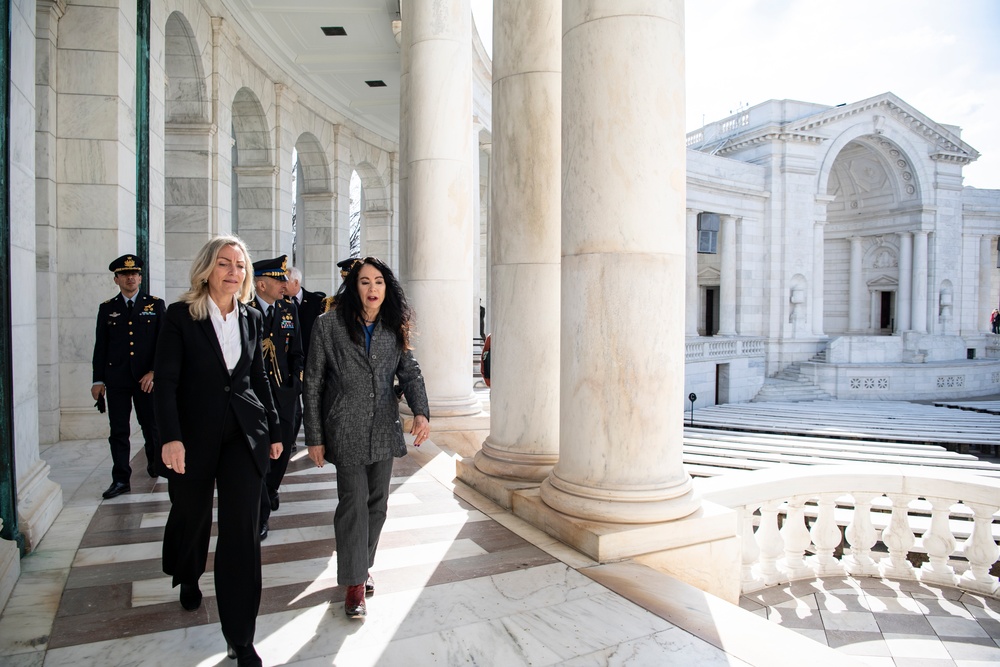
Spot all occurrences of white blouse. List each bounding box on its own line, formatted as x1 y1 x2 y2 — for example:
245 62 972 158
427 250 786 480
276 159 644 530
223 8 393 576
207 297 242 372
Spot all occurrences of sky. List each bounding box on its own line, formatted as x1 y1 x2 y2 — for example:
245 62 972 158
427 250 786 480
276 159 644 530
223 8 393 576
471 0 1000 189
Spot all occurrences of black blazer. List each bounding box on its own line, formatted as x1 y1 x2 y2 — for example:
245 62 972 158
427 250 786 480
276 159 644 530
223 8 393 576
249 296 303 423
293 288 326 358
92 292 165 386
153 300 281 479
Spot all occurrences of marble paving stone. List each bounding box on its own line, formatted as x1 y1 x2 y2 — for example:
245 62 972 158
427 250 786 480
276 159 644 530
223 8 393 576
961 596 1000 621
768 605 823 629
821 610 881 632
940 637 1000 661
854 657 895 667
824 630 891 656
974 617 1000 639
887 659 958 667
927 616 992 638
864 595 930 614
882 633 954 659
874 612 936 635
559 626 755 667
820 591 872 613
788 627 829 645
921 599 977 619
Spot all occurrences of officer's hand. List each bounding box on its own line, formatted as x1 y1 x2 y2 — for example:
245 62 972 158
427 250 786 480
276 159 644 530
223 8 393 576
269 442 283 460
140 372 154 393
91 384 105 401
307 445 326 468
162 441 186 474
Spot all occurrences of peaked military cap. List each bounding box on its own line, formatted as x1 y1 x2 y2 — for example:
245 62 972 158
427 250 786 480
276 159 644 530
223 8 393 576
337 257 362 278
253 255 288 281
109 254 142 274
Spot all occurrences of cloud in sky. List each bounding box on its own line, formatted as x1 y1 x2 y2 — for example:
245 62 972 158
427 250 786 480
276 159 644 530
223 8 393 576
472 0 999 188
685 0 1000 188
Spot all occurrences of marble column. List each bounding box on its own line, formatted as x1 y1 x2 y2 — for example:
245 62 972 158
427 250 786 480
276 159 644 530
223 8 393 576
686 209 699 336
811 220 826 335
717 214 737 336
469 0 561 487
395 18 409 280
539 0 698 524
912 230 929 333
404 0 479 416
848 235 865 333
470 119 483 339
897 232 912 332
979 235 994 332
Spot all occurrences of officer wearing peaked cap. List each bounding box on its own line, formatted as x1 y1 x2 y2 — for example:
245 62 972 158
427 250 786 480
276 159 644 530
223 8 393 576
92 254 165 499
248 255 302 540
321 257 362 314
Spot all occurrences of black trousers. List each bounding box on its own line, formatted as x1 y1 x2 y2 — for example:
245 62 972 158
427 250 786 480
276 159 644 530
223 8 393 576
258 407 297 525
106 379 159 484
334 458 394 586
161 407 263 647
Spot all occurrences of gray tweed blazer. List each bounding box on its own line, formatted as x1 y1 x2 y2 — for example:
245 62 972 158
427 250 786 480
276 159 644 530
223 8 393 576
303 312 430 466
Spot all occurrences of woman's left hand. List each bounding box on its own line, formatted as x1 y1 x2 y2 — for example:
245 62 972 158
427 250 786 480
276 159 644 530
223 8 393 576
269 442 283 460
410 415 430 447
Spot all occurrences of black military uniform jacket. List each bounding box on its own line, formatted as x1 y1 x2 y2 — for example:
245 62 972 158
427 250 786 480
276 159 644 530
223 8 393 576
248 296 303 423
93 292 165 386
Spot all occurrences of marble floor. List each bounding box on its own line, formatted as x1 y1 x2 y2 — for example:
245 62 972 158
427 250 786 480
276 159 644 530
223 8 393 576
0 418 998 666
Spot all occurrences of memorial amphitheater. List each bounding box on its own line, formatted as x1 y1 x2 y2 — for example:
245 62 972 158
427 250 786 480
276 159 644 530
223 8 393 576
0 1 998 665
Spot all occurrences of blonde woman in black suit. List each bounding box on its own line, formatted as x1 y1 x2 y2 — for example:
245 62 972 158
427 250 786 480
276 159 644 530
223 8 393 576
154 235 281 667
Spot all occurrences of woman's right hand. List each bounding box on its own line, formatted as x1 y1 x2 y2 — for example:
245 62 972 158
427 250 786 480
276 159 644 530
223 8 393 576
307 445 326 468
161 440 186 474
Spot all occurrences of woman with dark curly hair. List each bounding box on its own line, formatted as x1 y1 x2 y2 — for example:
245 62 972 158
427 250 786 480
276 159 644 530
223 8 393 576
303 256 430 619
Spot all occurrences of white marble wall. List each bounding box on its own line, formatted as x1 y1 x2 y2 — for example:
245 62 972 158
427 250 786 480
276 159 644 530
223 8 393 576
12 0 61 559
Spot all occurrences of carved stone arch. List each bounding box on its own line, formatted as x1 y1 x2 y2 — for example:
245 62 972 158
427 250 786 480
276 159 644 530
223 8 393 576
232 88 272 167
291 132 334 290
231 88 275 257
863 237 899 270
816 119 929 208
163 10 213 303
165 12 209 123
349 138 395 267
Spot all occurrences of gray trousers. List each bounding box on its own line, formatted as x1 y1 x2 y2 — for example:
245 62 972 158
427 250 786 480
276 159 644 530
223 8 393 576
334 458 394 586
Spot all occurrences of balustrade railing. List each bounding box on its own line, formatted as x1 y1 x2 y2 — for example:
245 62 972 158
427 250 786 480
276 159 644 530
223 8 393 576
685 337 766 361
698 465 1000 597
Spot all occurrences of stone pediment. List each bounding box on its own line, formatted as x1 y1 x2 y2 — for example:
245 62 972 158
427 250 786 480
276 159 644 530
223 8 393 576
702 93 979 166
786 92 979 165
698 266 721 284
866 274 898 289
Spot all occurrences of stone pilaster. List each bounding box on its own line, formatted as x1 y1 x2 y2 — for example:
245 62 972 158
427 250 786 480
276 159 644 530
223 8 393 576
979 234 994 332
718 214 737 335
686 209 699 336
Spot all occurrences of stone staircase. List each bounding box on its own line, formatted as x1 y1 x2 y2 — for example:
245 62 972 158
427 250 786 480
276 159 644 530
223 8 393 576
751 362 833 402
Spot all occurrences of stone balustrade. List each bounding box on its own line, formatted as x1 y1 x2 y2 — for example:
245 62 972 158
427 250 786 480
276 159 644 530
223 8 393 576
685 337 765 361
697 465 1000 598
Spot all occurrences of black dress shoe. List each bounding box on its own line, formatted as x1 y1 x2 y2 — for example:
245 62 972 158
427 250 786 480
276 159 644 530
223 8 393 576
101 481 130 499
179 582 202 611
365 573 375 597
291 443 297 453
270 493 279 512
345 584 366 618
229 643 262 667
259 522 269 542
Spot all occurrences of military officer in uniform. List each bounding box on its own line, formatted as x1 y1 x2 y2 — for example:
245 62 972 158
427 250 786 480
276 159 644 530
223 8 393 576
92 254 165 499
320 257 362 314
249 255 303 539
